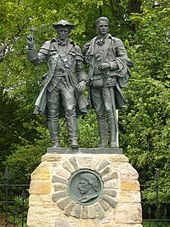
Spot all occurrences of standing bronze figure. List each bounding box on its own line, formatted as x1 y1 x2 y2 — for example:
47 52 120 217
84 17 131 148
27 20 88 149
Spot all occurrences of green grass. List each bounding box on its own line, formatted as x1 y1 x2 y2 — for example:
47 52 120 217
143 221 170 227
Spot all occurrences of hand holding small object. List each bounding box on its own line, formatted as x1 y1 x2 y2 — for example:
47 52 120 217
76 81 86 93
98 62 110 70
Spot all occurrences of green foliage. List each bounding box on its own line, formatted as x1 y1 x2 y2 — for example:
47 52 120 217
0 0 169 210
129 2 170 83
78 110 99 148
6 196 28 226
118 0 170 203
143 222 170 227
4 128 50 184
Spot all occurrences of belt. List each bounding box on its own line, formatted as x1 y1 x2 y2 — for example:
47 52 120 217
53 70 67 78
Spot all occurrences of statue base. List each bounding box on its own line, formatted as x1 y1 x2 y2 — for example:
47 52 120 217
27 148 143 227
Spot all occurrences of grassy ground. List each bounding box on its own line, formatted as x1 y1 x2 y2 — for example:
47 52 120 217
143 221 170 227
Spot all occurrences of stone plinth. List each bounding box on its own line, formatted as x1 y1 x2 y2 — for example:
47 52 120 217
27 148 143 227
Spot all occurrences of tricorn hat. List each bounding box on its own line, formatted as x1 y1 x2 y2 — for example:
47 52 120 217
52 20 75 29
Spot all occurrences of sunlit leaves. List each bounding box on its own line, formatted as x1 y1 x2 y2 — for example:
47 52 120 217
0 0 169 204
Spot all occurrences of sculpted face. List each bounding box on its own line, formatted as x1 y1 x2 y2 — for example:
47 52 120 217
78 178 91 194
97 20 109 36
57 27 69 40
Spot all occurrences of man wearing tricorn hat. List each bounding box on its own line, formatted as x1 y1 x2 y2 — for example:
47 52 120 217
27 20 88 149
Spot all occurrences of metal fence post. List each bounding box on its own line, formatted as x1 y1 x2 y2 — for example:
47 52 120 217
155 169 159 212
148 203 151 226
21 188 25 227
13 208 16 227
4 168 9 227
155 169 159 227
164 207 168 227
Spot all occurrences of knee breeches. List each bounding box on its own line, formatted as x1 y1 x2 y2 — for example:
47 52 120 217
47 82 76 120
91 86 115 117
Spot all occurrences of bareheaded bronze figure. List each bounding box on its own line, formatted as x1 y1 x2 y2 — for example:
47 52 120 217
84 17 131 148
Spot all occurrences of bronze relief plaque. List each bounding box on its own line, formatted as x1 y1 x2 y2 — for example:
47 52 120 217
68 169 103 205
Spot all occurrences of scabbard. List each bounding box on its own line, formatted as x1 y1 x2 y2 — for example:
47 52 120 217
109 86 119 146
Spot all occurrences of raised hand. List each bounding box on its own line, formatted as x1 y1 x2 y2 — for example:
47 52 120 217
26 34 34 49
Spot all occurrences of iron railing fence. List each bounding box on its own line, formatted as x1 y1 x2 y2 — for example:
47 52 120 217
0 168 170 226
0 168 29 227
140 169 170 226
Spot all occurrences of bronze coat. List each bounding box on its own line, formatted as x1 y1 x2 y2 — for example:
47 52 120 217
28 39 88 116
84 34 131 109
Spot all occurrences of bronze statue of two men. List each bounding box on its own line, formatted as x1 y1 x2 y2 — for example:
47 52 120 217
27 17 131 149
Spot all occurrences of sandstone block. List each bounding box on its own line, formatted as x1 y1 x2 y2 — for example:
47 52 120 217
99 224 116 227
121 180 140 191
78 219 98 227
115 224 143 227
42 154 61 162
110 154 129 163
29 181 51 195
119 191 141 203
31 162 50 181
115 203 142 223
55 219 72 227
119 165 139 180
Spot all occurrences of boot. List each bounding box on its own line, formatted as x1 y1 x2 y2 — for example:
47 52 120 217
47 119 60 148
66 116 79 149
98 117 108 148
108 114 118 148
52 137 60 148
70 137 79 149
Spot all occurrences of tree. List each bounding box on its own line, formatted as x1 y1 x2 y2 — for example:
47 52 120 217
0 0 169 207
119 0 170 203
